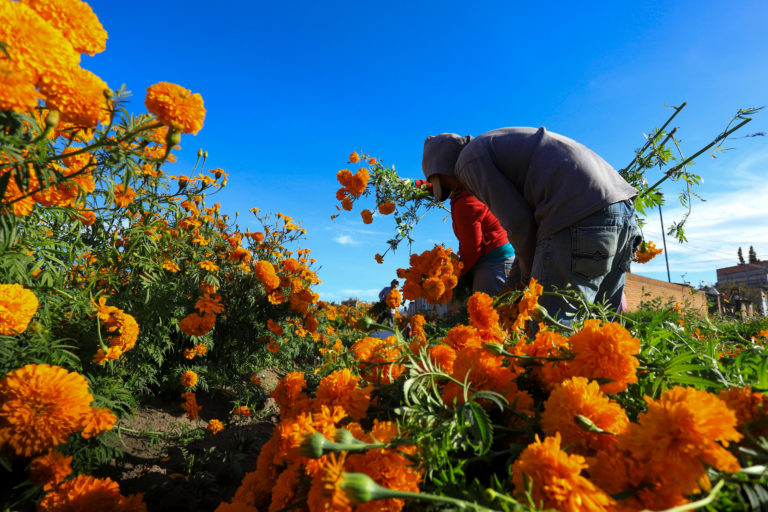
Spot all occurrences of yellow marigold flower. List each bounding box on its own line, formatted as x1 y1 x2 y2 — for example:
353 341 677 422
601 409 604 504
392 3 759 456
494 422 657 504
80 406 117 439
0 364 93 457
145 82 206 135
207 419 224 435
378 200 396 215
29 450 72 489
360 208 373 224
0 283 39 335
181 392 201 420
162 260 180 273
315 368 371 421
512 433 615 512
619 386 742 496
198 260 220 272
20 0 108 56
181 370 198 388
385 287 401 309
541 377 628 455
567 319 640 394
307 452 353 512
37 474 146 512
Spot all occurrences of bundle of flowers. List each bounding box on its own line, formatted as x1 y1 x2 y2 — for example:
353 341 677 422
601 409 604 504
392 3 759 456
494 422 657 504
396 245 463 305
633 239 663 263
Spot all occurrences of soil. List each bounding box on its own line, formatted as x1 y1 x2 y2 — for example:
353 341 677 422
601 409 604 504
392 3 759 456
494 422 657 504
105 367 286 512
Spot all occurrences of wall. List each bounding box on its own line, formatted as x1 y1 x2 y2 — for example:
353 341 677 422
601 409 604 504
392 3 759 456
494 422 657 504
624 273 708 316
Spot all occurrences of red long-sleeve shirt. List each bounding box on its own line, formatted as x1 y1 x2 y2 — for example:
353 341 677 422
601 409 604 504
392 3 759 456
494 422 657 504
450 190 510 275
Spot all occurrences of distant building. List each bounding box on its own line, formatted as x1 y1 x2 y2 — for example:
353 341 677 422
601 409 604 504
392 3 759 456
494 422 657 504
716 261 768 288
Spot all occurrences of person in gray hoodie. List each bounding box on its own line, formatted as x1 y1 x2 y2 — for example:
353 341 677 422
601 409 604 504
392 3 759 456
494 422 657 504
422 127 641 324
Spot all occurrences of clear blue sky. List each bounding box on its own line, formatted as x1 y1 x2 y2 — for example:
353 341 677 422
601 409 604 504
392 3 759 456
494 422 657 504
86 1 768 301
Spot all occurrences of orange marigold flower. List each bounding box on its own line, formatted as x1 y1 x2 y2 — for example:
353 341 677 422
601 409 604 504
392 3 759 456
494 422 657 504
315 369 371 421
181 391 202 420
254 260 280 291
385 287 401 309
0 283 39 335
145 81 206 135
250 374 262 387
234 406 251 417
0 364 93 457
80 406 117 439
467 291 499 331
378 201 396 215
566 319 640 394
179 311 216 337
428 344 457 373
510 277 543 332
29 450 72 489
198 260 219 272
112 185 137 208
348 152 359 163
267 318 283 336
195 293 224 314
541 377 628 455
74 208 96 226
374 253 384 264
633 240 663 263
360 209 373 224
512 433 615 512
268 465 301 512
181 370 198 388
307 452 353 512
194 344 207 356
341 196 353 211
719 385 768 436
421 277 445 304
0 63 40 113
619 386 742 496
20 0 107 56
271 372 309 418
37 474 146 512
208 419 224 435
184 348 196 359
443 324 483 351
335 187 347 201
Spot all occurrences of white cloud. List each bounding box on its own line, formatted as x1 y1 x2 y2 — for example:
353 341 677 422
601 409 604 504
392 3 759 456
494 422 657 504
333 234 359 246
320 288 381 302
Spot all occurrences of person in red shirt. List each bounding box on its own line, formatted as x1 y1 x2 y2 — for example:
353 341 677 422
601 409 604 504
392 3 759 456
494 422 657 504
415 180 515 296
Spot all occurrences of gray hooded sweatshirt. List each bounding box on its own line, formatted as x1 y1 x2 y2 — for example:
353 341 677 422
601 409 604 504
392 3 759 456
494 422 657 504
422 127 638 277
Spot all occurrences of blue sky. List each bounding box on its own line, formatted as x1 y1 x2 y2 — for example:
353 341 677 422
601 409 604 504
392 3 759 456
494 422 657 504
86 1 768 301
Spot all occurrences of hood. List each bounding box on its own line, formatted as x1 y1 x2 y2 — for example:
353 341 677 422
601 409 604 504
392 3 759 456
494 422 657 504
421 133 472 180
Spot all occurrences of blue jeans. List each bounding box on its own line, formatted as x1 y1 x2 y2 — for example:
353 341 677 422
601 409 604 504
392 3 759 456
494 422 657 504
472 256 515 296
532 200 641 325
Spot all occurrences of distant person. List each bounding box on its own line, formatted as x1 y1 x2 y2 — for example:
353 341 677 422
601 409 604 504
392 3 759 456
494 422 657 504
422 127 641 324
376 279 399 328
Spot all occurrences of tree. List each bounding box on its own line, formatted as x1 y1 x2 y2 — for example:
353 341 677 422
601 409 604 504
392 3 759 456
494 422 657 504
749 245 758 263
738 247 745 265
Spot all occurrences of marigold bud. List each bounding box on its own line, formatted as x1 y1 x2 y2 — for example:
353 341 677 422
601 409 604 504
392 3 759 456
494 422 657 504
356 316 375 332
340 472 382 504
45 110 60 127
300 432 330 459
166 130 181 147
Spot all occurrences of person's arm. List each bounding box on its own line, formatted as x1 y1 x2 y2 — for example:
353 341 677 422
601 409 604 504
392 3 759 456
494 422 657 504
456 157 538 281
451 195 486 275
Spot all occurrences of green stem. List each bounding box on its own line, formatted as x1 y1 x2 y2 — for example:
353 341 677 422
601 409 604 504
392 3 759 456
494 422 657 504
642 479 724 512
643 117 752 197
622 102 686 173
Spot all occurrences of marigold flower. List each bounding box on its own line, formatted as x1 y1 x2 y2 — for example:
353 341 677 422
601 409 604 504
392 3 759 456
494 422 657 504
37 474 146 511
360 209 373 224
633 240 663 264
198 260 219 272
268 465 301 512
378 201 395 215
374 253 384 264
194 344 207 356
181 392 202 420
619 386 742 496
145 81 206 135
208 419 224 435
341 196 353 211
254 260 280 291
181 370 198 388
0 364 93 457
250 375 262 387
385 287 401 309
566 319 640 394
234 406 251 417
179 311 216 337
195 293 224 314
29 450 72 489
541 377 628 455
307 452 353 512
428 344 457 373
509 278 543 332
20 0 108 56
719 385 768 437
467 291 499 331
349 151 359 163
112 185 137 208
0 283 39 335
271 372 309 418
80 406 117 439
315 369 371 421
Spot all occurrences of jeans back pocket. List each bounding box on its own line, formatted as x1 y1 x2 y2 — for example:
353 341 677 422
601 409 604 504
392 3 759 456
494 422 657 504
571 226 620 279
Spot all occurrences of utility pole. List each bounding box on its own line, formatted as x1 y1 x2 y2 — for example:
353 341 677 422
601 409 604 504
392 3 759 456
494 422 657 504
658 199 671 283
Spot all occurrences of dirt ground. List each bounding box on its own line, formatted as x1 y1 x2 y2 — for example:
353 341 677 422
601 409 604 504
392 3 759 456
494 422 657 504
106 368 285 512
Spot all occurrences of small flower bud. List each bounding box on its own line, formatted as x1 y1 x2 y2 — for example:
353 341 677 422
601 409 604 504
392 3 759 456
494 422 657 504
356 316 375 332
45 110 60 127
484 342 504 355
166 130 182 147
203 151 208 159
299 432 328 459
340 472 379 504
197 148 203 158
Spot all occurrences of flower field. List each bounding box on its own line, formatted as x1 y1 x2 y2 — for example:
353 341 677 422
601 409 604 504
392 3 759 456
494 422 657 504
3 1 768 511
